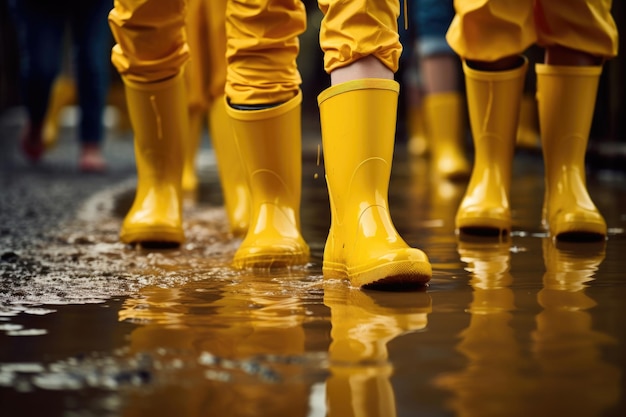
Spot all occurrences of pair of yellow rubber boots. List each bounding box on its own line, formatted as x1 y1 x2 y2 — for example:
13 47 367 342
120 74 431 287
456 58 607 241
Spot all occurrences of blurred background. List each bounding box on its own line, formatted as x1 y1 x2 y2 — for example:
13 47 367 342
1 0 624 168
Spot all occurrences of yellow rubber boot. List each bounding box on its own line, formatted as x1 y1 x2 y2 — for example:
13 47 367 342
226 91 309 268
423 92 470 180
181 0 210 196
210 97 250 236
120 74 187 245
43 75 76 149
456 59 527 236
181 107 204 195
407 103 429 156
516 94 540 150
536 64 607 241
318 79 432 288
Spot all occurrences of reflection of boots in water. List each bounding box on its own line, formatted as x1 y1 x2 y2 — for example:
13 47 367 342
324 282 431 417
529 239 620 417
436 238 526 416
120 272 312 417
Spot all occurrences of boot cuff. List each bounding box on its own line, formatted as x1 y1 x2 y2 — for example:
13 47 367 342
317 79 399 106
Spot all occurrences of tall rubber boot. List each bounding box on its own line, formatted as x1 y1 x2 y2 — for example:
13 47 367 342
181 107 204 194
120 74 187 245
318 79 432 288
226 91 309 268
407 103 429 156
42 75 76 150
422 92 470 180
209 97 250 236
516 94 540 150
536 64 607 241
455 58 527 236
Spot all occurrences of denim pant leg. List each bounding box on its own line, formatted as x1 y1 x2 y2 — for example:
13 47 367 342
8 0 65 124
70 0 112 145
411 0 455 57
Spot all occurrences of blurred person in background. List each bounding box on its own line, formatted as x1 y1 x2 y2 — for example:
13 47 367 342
180 0 250 237
404 0 471 181
8 0 112 172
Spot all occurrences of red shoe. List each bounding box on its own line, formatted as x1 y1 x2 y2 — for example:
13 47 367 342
20 123 45 163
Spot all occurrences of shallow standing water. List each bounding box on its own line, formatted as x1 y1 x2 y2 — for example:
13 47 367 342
1 137 625 417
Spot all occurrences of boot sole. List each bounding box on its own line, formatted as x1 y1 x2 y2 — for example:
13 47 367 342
120 226 184 247
233 249 309 269
456 216 511 238
550 222 607 242
324 260 432 289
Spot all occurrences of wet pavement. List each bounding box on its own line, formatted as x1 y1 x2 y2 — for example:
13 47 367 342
1 108 626 417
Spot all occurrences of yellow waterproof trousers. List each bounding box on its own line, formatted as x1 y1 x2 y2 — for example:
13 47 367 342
109 0 190 83
185 0 227 112
109 0 402 102
226 0 402 103
318 0 402 74
446 0 618 61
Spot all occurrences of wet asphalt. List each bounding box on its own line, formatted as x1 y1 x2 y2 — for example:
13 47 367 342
0 107 152 315
0 108 136 252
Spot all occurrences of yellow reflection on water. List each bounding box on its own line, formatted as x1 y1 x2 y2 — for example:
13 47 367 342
529 240 621 417
116 268 434 417
435 238 621 417
118 271 316 417
324 282 431 417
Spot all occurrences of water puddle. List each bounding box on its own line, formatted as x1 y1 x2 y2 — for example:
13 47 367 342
1 152 625 416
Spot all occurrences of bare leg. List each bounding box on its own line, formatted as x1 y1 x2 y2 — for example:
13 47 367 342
330 56 393 85
420 53 459 94
545 46 603 66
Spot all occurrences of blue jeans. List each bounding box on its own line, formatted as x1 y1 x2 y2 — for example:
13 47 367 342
9 0 111 144
411 0 455 57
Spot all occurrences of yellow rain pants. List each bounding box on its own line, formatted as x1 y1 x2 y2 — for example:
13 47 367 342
109 0 190 84
185 0 227 112
227 0 402 104
446 0 618 61
109 0 403 103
